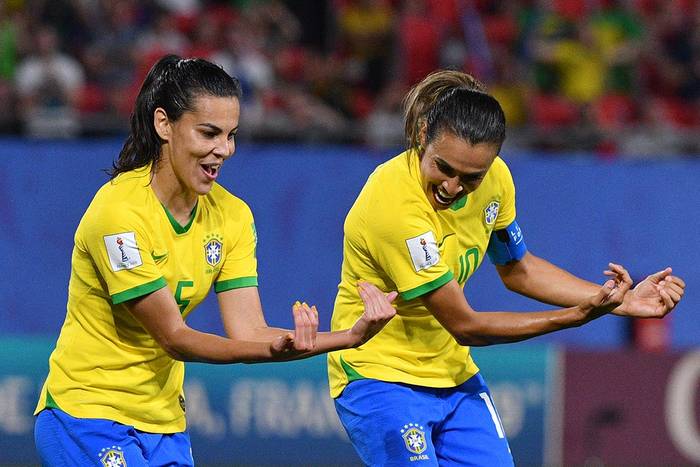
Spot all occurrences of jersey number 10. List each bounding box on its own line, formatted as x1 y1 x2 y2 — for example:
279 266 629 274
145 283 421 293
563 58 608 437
457 248 479 284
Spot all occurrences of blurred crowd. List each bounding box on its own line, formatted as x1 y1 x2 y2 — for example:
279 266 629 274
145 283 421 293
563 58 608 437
0 0 698 156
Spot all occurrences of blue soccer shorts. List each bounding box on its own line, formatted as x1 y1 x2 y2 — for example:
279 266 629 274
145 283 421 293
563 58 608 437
334 373 514 466
34 408 194 466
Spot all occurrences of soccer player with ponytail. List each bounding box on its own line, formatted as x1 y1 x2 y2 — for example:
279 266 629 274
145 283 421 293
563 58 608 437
328 70 684 466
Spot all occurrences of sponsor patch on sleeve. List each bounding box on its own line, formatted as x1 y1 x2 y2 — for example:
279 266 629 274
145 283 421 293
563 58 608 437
104 232 143 271
405 231 440 272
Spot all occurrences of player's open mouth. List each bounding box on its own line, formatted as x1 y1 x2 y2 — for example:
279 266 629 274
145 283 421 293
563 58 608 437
200 163 220 180
432 185 459 207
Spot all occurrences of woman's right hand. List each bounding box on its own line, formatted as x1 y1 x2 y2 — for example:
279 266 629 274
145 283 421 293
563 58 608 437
348 281 398 347
576 263 633 322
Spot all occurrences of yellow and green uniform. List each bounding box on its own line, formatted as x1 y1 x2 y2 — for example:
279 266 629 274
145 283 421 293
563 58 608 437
34 165 258 433
328 149 516 398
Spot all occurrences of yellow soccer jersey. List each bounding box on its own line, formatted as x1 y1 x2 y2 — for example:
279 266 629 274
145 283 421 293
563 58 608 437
328 150 516 397
34 165 258 433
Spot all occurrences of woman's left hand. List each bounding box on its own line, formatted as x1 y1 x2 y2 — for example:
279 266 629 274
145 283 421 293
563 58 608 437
610 266 685 318
270 301 319 355
348 281 398 347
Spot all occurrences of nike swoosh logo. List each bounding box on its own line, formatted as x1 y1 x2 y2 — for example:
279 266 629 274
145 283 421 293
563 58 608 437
151 251 169 261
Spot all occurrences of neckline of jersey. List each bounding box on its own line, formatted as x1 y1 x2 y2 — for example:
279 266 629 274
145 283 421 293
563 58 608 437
160 201 198 234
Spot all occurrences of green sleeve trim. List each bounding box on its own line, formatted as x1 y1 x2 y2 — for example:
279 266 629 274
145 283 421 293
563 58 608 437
45 390 60 410
340 355 366 383
111 277 168 304
400 271 454 301
215 276 258 293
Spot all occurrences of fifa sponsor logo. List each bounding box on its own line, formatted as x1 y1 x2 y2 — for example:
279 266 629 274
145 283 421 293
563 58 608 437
104 232 142 271
406 232 439 272
401 423 429 461
116 237 129 262
99 446 126 466
419 238 431 262
484 200 500 225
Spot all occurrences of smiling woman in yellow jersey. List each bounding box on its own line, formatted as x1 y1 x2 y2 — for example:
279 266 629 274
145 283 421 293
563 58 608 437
328 70 685 467
33 54 397 467
329 151 514 395
35 164 263 433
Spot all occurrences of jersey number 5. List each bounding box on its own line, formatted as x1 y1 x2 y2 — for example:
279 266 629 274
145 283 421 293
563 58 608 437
175 280 194 314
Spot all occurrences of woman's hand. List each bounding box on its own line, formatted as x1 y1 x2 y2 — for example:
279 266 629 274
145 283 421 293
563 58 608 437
611 267 685 318
348 281 398 347
270 301 320 356
575 263 633 322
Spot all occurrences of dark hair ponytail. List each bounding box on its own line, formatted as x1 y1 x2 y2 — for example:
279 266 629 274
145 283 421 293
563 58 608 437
403 70 505 152
109 55 242 178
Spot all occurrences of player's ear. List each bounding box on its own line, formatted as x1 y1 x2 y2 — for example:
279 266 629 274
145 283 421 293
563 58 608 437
153 107 171 141
418 120 427 151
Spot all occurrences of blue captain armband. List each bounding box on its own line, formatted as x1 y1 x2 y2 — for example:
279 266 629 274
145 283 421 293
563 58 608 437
486 220 527 265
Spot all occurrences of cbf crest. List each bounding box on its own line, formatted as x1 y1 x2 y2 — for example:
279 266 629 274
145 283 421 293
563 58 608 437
401 423 427 455
99 446 126 467
203 233 223 268
484 200 500 225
